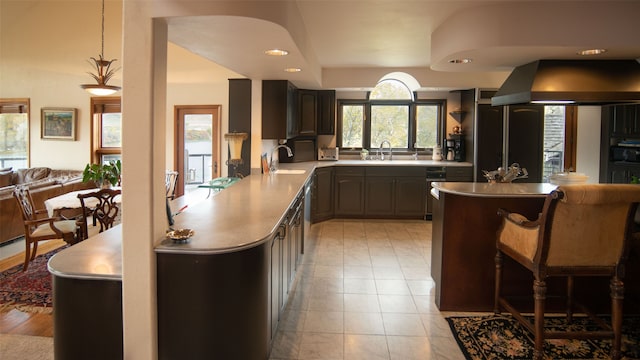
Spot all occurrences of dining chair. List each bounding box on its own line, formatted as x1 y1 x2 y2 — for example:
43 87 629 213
13 186 78 271
165 171 179 200
494 184 640 360
76 188 122 240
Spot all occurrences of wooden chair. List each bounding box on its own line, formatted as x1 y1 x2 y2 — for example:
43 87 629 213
76 188 122 240
165 171 179 200
494 184 640 360
13 186 78 271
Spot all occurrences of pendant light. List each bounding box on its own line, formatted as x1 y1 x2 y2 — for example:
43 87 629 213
80 0 120 96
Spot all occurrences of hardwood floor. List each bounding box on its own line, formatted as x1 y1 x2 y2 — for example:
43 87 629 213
0 239 65 338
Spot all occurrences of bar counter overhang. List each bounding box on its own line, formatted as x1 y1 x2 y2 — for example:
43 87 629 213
430 182 640 313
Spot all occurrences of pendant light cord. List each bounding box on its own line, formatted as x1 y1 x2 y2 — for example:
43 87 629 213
100 0 105 59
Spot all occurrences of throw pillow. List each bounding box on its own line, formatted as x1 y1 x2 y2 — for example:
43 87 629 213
17 167 51 183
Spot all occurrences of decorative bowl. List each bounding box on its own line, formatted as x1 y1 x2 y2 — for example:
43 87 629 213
166 228 194 243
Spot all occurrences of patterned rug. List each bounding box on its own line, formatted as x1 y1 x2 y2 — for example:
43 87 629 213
0 246 66 314
447 314 640 360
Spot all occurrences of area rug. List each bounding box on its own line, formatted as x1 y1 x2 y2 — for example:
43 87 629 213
0 334 53 360
447 314 640 360
0 246 66 314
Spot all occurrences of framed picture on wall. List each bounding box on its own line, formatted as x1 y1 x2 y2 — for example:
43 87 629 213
41 107 76 140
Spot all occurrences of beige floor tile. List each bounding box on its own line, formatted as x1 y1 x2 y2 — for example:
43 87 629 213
413 295 441 314
382 313 426 336
343 252 372 266
419 314 452 337
280 310 307 332
375 279 411 295
311 277 344 293
314 264 344 278
344 334 390 360
309 291 344 312
344 278 377 294
406 280 434 296
386 335 432 360
378 294 418 313
372 267 404 280
370 255 400 268
400 266 431 280
344 293 381 313
344 312 385 335
270 331 303 359
298 332 344 360
343 265 374 279
304 311 344 333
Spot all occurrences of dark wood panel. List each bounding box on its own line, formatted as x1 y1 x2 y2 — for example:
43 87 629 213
364 176 395 216
157 243 270 360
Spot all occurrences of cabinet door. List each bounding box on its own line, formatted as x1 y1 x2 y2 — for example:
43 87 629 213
334 175 365 216
475 104 504 181
395 177 426 217
298 89 317 136
312 167 334 222
262 80 289 139
611 104 640 137
508 105 543 183
365 176 395 216
317 90 336 135
286 82 299 139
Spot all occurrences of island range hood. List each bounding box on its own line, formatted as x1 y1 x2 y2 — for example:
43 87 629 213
491 59 640 106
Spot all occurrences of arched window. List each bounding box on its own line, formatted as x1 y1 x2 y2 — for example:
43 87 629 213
338 74 444 154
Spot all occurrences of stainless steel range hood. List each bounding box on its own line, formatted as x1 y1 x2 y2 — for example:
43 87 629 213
491 59 640 106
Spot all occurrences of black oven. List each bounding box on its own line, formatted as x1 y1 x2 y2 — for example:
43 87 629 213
612 146 640 162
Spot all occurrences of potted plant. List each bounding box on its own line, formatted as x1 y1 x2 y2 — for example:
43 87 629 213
82 160 121 188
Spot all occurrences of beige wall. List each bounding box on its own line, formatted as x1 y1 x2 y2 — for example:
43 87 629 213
0 0 241 172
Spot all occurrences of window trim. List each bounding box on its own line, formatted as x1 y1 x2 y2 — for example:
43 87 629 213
337 97 446 154
90 97 121 164
0 98 30 168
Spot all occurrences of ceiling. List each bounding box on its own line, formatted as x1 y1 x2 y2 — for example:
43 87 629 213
166 0 640 91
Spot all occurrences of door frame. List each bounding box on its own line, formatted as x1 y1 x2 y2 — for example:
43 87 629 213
174 105 221 197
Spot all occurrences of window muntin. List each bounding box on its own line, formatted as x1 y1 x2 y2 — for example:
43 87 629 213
369 79 413 100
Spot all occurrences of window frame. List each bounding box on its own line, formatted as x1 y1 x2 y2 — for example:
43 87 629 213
337 96 446 154
90 97 121 164
0 98 30 168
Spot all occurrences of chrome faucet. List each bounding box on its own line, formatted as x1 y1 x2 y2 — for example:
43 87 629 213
379 140 392 160
270 144 294 172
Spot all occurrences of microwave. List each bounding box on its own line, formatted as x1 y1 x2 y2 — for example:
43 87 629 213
612 146 640 162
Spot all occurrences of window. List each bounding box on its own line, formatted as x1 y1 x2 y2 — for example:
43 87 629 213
338 79 444 152
0 99 30 169
90 97 121 164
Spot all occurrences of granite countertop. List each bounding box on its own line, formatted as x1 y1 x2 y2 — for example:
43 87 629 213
431 181 557 198
317 159 472 167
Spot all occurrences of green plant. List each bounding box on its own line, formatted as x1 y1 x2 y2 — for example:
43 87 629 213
82 160 121 187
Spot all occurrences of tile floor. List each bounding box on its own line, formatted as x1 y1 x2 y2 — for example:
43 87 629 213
269 219 466 360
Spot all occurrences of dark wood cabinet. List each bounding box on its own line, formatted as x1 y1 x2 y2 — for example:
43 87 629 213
270 229 282 340
475 104 504 181
395 176 427 217
317 90 336 135
600 104 640 183
334 167 365 216
262 80 298 139
312 167 334 222
364 176 395 216
611 104 640 137
298 89 317 136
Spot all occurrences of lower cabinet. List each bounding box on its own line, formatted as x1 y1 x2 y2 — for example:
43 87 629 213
270 228 283 341
363 167 426 218
334 167 365 216
312 167 334 222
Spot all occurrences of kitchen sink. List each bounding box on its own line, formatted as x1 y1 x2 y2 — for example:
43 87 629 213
272 169 306 175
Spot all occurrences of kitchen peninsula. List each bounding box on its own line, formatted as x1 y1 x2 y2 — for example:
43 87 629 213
47 159 473 359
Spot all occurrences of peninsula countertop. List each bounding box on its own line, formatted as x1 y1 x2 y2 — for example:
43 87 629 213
431 181 557 198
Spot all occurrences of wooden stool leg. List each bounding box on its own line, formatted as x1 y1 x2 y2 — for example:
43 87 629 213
494 251 503 314
610 277 624 360
533 279 547 360
566 275 574 323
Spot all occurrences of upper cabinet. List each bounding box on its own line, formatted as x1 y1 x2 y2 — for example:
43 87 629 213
262 80 298 139
298 89 317 136
262 81 336 139
610 104 640 138
317 90 336 135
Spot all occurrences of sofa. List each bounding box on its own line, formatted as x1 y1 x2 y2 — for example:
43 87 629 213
0 167 96 246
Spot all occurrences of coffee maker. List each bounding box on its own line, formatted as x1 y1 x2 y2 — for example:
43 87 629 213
445 134 465 162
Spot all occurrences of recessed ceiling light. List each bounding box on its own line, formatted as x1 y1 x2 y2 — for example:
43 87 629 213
448 58 472 64
284 68 301 73
578 48 607 56
265 49 289 56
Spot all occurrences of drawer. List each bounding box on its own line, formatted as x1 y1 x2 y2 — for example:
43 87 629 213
366 166 425 177
334 167 365 176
